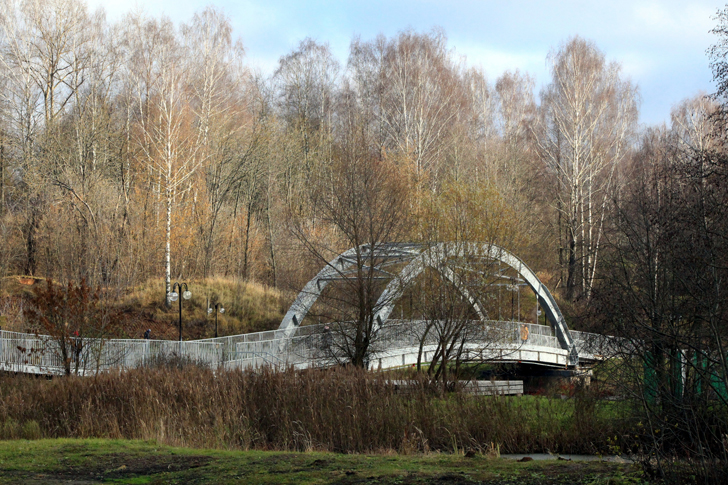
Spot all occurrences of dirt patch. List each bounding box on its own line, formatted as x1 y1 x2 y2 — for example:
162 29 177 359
308 458 331 468
345 474 483 485
46 452 212 483
337 461 639 485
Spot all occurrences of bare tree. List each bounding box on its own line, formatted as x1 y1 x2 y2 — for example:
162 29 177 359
591 113 728 482
24 279 120 376
535 36 638 301
122 13 205 302
468 69 537 205
290 98 411 367
409 178 525 385
670 94 720 156
181 7 260 278
274 37 339 207
349 30 467 181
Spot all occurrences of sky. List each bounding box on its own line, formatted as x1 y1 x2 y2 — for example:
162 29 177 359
86 0 722 126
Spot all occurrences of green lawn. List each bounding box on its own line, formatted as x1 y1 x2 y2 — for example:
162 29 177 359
0 439 645 484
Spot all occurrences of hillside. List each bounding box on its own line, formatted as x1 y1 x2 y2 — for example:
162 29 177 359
0 277 287 340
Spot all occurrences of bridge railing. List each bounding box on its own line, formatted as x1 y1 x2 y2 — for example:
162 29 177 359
373 320 561 352
570 330 620 359
0 322 609 375
0 330 61 372
94 339 228 369
0 330 235 374
231 320 568 369
220 323 605 368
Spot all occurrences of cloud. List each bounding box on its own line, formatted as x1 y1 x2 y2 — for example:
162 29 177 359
630 1 714 46
618 52 660 80
452 42 547 82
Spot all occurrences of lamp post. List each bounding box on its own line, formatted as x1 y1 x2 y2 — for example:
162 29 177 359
168 282 191 341
207 302 225 338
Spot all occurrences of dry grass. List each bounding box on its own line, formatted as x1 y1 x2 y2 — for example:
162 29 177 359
0 366 626 454
0 277 288 339
117 277 288 339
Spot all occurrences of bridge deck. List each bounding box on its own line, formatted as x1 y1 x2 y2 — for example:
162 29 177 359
0 321 607 376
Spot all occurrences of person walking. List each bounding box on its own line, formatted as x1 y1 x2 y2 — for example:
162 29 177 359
520 324 529 343
322 325 331 349
72 330 83 364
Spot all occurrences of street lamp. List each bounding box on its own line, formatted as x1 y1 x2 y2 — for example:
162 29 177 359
207 302 225 338
168 282 192 341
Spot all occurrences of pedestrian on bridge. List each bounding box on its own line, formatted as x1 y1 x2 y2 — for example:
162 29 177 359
71 330 83 364
322 325 331 350
520 324 529 343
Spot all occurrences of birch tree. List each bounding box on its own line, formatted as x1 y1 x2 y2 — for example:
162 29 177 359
274 37 339 210
348 30 467 181
122 13 204 302
535 37 637 301
670 94 720 156
182 7 257 278
471 70 537 201
381 30 465 179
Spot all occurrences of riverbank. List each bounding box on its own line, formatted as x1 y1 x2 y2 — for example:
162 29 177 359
0 439 645 484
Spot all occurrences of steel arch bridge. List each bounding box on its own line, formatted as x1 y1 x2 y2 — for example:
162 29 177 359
279 242 579 366
0 243 605 376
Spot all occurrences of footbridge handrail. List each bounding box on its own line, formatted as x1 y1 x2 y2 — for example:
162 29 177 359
0 322 611 375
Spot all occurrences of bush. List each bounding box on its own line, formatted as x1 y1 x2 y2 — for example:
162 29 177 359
21 420 41 440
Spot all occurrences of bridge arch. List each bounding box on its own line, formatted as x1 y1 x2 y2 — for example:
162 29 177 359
279 243 578 365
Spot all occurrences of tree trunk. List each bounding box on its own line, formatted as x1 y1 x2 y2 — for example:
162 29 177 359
242 200 253 280
24 207 39 277
164 186 172 308
566 230 577 301
266 189 277 288
0 142 4 217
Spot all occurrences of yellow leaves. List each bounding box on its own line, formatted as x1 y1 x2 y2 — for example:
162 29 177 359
412 176 523 249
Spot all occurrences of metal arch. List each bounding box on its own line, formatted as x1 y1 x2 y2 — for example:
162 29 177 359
277 244 425 340
277 243 484 337
278 242 578 366
278 247 356 340
373 243 578 365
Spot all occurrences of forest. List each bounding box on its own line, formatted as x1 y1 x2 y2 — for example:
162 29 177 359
0 0 718 317
0 0 652 303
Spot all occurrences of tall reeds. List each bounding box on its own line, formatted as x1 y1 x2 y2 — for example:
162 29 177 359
0 366 623 454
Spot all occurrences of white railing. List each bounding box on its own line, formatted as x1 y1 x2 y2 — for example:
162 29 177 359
0 331 231 375
0 322 608 375
232 320 573 370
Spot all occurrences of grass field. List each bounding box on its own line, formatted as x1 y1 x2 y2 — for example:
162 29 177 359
0 439 644 484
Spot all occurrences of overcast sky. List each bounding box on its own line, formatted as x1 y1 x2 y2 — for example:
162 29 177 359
87 0 722 126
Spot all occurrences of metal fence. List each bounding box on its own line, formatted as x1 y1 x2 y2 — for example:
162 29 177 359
232 320 572 370
0 322 606 375
0 330 230 375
